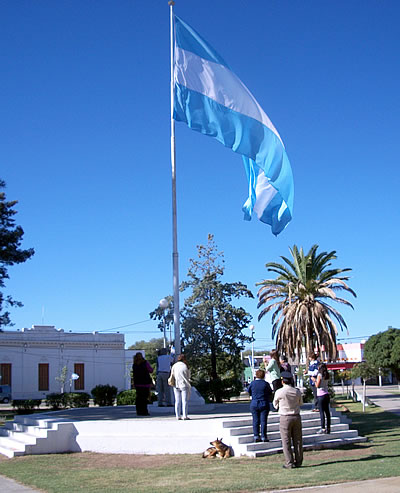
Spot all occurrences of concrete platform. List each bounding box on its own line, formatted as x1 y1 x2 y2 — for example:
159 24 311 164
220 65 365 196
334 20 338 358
0 402 250 457
0 401 365 457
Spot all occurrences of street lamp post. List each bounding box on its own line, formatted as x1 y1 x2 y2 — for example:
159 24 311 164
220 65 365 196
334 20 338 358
249 324 255 379
159 298 169 349
70 373 79 393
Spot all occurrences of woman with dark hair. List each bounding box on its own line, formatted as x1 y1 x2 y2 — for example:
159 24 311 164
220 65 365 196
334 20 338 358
170 354 191 420
279 355 292 374
132 352 154 416
265 349 282 393
248 369 272 442
314 363 331 434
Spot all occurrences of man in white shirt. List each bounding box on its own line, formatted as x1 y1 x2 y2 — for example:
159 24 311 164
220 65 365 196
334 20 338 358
273 372 303 469
156 348 173 407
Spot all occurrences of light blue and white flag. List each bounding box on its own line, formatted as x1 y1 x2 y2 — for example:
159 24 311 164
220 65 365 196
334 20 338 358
173 15 294 235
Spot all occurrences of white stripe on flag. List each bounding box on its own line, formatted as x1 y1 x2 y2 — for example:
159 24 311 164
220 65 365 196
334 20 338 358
175 47 282 145
253 170 278 219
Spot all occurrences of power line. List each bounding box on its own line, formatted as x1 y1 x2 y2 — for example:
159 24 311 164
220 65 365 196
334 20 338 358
97 319 152 333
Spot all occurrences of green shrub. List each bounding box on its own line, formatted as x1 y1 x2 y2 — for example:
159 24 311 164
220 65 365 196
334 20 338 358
116 389 136 405
302 380 314 403
45 393 68 410
66 392 90 408
91 384 118 406
328 380 335 399
12 399 42 414
195 377 242 403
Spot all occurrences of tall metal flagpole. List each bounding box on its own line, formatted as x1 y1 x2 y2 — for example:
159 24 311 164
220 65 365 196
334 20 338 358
169 0 181 356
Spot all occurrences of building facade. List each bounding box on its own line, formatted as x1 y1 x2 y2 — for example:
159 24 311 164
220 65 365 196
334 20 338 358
0 325 137 400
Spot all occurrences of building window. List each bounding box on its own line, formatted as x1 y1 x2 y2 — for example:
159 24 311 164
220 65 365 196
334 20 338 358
0 363 11 386
74 363 84 390
38 363 49 391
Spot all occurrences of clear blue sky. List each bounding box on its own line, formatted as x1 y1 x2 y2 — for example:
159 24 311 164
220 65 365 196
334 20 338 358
2 0 399 351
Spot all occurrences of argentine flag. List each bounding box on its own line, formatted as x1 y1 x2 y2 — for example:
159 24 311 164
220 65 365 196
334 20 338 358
173 15 294 235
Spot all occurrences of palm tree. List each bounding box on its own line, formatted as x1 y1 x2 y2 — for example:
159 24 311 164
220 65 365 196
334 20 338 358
257 245 356 361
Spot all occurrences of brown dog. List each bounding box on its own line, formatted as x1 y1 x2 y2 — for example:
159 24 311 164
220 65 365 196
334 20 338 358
202 438 232 458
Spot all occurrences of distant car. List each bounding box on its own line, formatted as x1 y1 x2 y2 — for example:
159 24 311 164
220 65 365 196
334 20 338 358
0 385 11 403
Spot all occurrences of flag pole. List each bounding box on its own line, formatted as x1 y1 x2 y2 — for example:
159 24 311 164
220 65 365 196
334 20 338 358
169 0 181 356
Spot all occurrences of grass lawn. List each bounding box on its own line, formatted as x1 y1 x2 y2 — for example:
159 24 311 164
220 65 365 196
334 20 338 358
0 398 399 493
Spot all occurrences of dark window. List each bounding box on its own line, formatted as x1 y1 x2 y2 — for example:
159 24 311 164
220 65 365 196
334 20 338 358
38 363 49 391
0 363 11 386
74 363 84 390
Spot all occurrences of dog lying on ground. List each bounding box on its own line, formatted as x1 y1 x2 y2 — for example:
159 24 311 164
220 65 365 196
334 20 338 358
202 438 232 458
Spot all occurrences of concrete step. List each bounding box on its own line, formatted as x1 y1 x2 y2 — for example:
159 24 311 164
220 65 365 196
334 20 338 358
0 443 26 458
222 410 336 428
244 429 358 453
2 428 47 444
236 423 350 444
4 422 49 437
0 436 30 458
0 433 38 448
223 407 366 457
252 435 367 458
227 416 341 436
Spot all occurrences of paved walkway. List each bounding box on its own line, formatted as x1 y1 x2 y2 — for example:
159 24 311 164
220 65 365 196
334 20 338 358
353 384 400 416
0 474 41 492
0 385 399 492
270 476 400 492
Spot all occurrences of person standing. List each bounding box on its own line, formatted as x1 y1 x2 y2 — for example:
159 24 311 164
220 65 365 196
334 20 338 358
279 355 292 374
273 372 303 469
265 349 282 393
132 352 154 416
156 348 173 407
314 363 331 434
170 354 191 420
248 369 272 442
306 353 319 412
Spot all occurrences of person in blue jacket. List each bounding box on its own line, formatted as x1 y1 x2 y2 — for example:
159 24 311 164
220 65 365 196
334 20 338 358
248 369 273 442
306 353 319 412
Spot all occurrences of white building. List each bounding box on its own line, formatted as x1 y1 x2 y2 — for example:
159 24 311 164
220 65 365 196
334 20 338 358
0 325 137 400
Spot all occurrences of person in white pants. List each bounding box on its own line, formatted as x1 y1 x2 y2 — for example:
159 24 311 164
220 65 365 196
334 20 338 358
170 354 191 420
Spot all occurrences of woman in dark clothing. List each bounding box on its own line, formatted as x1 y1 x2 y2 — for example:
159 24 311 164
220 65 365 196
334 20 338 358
248 369 272 442
279 355 292 373
314 363 331 434
132 352 154 416
279 355 294 386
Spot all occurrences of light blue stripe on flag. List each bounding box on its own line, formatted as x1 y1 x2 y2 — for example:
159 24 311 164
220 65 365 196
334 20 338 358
173 15 294 235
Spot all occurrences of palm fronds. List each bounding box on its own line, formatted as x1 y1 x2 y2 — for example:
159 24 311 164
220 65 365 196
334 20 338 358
257 244 356 361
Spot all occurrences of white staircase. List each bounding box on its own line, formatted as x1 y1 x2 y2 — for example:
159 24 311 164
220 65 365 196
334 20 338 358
223 409 366 457
0 415 77 458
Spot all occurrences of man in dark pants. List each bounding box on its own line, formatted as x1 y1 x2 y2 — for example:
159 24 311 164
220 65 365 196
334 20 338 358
273 372 303 469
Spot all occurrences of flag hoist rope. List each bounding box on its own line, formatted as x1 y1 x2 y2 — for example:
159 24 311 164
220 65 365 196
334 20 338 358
169 0 181 355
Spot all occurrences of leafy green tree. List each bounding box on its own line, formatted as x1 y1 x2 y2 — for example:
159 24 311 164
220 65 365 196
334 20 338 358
351 362 379 412
241 349 267 357
257 245 356 361
180 234 253 402
0 180 34 328
55 365 68 394
363 327 400 383
336 369 352 395
129 337 165 372
149 295 174 347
